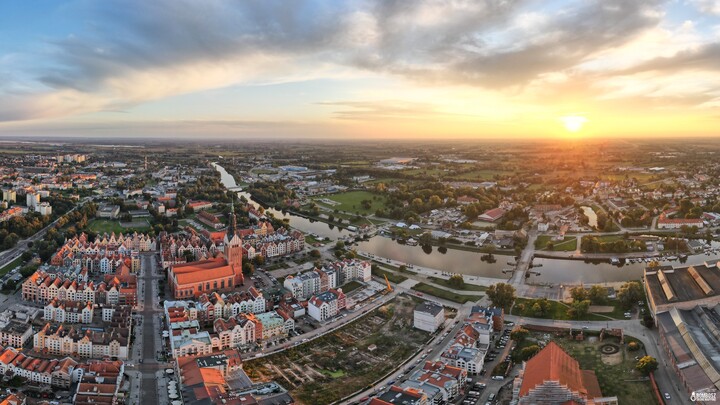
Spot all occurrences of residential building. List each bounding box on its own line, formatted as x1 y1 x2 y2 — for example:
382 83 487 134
371 386 429 405
308 289 346 322
26 192 40 209
36 202 52 216
2 189 16 203
0 320 33 349
414 301 445 333
44 299 94 323
33 323 130 360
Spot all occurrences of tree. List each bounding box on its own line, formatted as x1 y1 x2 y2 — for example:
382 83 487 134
628 341 640 351
448 274 465 289
481 244 496 257
309 249 321 258
636 356 658 375
618 281 643 309
399 265 408 273
519 345 541 361
510 327 529 342
588 285 608 305
570 287 589 302
487 283 516 309
567 299 591 319
242 262 255 275
253 255 265 266
530 298 550 317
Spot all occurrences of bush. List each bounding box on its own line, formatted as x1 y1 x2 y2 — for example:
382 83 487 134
628 341 641 351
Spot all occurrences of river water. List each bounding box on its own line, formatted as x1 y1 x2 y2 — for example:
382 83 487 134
581 206 598 228
213 162 720 284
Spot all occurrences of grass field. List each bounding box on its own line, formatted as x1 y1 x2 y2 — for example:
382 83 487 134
341 280 364 293
0 256 25 277
535 235 578 251
556 338 658 405
512 298 609 321
411 282 482 304
315 190 386 215
454 169 511 181
88 219 151 234
427 276 487 291
371 266 407 284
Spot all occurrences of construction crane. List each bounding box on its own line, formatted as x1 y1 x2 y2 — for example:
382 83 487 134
384 274 393 293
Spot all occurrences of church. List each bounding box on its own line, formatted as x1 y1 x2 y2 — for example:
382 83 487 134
168 203 244 299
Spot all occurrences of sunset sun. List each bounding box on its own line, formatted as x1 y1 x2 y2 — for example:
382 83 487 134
560 115 588 133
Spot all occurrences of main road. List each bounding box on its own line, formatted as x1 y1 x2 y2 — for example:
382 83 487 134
127 253 168 405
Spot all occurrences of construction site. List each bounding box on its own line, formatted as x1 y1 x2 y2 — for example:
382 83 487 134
243 294 431 404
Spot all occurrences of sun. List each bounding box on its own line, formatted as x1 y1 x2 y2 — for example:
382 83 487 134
560 115 588 133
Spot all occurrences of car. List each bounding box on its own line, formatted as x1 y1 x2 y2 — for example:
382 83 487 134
492 375 504 380
386 380 395 385
664 392 671 400
488 393 496 400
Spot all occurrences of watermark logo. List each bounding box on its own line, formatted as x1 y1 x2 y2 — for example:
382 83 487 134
691 391 717 402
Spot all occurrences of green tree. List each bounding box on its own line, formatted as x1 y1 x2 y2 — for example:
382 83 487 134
487 283 516 309
448 274 465 289
567 299 591 319
510 327 529 342
530 298 550 317
309 249 321 258
588 285 608 305
636 356 658 375
618 281 643 309
570 287 589 302
242 262 255 275
519 345 541 361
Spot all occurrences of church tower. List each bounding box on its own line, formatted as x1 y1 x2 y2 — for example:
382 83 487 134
224 201 244 286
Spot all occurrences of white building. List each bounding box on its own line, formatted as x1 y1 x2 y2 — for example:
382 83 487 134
414 301 445 333
26 192 40 209
308 289 346 322
37 202 52 216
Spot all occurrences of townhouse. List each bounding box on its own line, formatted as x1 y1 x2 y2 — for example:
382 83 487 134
308 289 346 322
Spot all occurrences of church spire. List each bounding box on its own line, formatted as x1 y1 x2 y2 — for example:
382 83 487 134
227 200 237 240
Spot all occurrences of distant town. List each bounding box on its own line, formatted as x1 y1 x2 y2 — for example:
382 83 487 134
0 139 717 405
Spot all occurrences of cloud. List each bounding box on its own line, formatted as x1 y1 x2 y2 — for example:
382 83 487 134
0 0 707 126
619 42 720 75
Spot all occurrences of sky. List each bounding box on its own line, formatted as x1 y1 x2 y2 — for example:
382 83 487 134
0 0 720 140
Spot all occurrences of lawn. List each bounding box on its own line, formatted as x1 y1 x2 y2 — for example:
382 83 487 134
88 218 151 234
0 256 25 277
341 280 364 293
411 282 482 304
314 190 386 215
371 266 407 284
454 169 511 181
535 235 578 251
427 276 487 291
512 298 610 321
556 338 658 405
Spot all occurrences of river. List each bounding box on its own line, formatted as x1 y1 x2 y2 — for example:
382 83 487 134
212 162 720 284
581 206 598 228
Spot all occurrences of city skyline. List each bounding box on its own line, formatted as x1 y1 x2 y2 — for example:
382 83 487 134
1 0 720 139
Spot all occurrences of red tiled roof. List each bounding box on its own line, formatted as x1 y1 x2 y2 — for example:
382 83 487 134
520 341 587 397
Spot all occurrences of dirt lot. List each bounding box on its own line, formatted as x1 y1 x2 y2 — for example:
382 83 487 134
243 295 431 404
